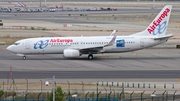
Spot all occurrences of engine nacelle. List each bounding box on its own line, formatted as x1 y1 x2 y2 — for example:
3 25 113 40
63 49 80 58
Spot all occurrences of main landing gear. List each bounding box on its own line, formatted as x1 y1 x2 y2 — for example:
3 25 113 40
17 54 26 60
22 56 26 60
88 54 93 60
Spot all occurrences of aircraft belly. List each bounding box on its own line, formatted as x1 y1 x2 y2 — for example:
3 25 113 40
104 46 131 53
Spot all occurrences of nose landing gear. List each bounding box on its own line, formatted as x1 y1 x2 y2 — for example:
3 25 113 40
88 54 93 60
16 54 26 60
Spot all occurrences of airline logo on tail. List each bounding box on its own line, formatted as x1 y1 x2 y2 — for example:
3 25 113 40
147 8 170 35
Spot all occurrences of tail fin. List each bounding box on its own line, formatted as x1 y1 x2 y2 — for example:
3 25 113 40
15 2 26 7
132 5 172 36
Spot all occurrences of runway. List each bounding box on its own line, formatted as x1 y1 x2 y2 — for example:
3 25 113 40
0 45 180 79
1 70 180 79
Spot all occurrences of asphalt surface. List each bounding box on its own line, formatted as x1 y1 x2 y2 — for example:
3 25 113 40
1 0 115 2
0 0 154 2
1 70 180 79
0 8 179 24
1 0 180 2
0 46 180 79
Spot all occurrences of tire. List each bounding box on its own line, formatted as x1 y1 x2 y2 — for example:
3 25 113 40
88 54 93 60
22 56 26 60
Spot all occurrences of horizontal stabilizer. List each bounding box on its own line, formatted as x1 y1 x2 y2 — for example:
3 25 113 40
153 34 173 40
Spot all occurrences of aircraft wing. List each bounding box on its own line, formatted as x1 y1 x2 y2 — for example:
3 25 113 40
79 46 104 54
78 30 116 54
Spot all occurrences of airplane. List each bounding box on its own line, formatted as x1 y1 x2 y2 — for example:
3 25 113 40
7 5 173 60
14 2 26 11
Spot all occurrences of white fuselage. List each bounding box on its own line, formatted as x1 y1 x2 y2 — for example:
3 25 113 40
8 36 167 55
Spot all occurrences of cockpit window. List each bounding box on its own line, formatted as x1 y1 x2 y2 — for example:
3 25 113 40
13 43 20 45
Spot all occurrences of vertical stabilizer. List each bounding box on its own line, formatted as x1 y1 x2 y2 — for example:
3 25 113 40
132 5 172 36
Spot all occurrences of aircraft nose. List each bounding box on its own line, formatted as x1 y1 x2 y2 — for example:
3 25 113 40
7 45 14 52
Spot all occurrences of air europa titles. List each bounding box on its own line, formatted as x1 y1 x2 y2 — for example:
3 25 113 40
147 8 170 34
50 39 73 43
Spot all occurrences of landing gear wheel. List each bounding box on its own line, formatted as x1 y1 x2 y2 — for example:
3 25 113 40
22 56 26 60
88 54 93 60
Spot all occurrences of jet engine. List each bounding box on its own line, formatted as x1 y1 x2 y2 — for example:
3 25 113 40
63 49 80 58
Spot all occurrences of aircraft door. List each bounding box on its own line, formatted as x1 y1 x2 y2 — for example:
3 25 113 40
25 40 31 49
140 38 144 47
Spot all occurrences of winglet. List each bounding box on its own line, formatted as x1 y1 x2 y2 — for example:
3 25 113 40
110 30 116 36
105 30 116 47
